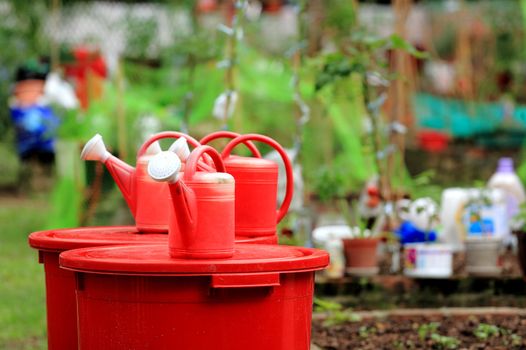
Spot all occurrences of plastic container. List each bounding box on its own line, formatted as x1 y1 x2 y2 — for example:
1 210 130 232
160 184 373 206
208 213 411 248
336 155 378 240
488 158 526 231
60 244 329 350
403 243 453 278
28 227 167 350
28 227 276 350
312 225 352 278
465 236 503 276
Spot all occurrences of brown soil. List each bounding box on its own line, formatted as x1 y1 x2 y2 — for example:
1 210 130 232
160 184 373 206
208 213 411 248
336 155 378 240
312 311 526 349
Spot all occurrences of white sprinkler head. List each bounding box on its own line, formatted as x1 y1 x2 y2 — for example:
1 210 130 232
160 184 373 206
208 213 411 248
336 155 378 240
147 151 182 183
168 138 191 161
145 141 162 156
80 134 111 162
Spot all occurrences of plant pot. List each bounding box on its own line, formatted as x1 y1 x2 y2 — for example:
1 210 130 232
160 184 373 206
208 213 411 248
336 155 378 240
342 237 379 276
465 237 502 276
403 243 453 278
312 225 352 278
516 232 526 277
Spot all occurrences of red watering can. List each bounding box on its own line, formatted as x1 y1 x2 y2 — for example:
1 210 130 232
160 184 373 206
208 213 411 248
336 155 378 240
148 145 235 259
203 132 294 239
80 131 208 232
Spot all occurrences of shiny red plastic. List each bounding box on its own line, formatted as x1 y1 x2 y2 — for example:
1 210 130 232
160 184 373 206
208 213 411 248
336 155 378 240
59 244 329 350
28 227 167 350
221 134 294 238
102 131 202 232
167 145 235 259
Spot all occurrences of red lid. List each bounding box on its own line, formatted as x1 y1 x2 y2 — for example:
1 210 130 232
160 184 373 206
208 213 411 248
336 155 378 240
225 156 277 170
60 244 329 276
28 226 167 252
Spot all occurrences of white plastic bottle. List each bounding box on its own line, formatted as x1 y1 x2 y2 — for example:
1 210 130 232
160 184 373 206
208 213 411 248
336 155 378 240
488 158 526 229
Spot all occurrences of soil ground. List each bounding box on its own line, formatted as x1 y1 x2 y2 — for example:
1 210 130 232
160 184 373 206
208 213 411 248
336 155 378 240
312 308 526 350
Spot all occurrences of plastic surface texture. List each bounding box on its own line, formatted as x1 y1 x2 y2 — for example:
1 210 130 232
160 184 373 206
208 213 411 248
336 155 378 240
81 131 204 232
60 244 328 350
160 145 235 259
221 133 294 238
28 227 167 350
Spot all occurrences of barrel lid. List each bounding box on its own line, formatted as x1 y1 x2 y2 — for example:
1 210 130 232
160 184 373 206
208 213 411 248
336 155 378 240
28 226 167 252
224 155 277 169
59 244 329 276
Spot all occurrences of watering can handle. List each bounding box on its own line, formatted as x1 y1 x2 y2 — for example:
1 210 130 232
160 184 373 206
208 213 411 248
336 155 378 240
184 145 226 181
221 134 293 223
200 131 262 158
137 131 201 157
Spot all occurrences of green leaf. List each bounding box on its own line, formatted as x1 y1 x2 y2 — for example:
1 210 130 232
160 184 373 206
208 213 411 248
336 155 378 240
389 34 429 59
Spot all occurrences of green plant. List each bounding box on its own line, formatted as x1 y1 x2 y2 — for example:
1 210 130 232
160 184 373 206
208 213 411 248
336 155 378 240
473 323 501 340
358 325 376 338
417 322 440 341
313 298 361 327
430 333 460 349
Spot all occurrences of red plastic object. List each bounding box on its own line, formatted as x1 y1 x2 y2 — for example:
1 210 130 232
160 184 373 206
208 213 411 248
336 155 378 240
166 145 235 259
221 134 294 238
59 244 329 350
417 130 449 153
95 131 202 232
63 47 107 110
28 227 167 350
200 131 262 158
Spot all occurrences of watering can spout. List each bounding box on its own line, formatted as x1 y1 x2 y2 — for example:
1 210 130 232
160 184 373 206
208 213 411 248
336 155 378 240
147 151 197 235
81 134 137 215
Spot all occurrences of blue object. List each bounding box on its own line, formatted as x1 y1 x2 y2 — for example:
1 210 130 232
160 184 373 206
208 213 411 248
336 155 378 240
396 221 437 245
10 104 60 158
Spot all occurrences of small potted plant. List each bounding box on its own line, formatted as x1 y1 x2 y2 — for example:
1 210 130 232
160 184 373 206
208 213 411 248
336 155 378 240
400 198 455 278
340 199 382 276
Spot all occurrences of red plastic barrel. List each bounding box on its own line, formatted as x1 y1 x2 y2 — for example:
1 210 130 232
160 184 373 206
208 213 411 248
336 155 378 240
60 244 329 350
28 227 279 350
28 227 167 350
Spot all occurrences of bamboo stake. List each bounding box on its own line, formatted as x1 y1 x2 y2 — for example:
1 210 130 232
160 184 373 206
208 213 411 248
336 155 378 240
115 59 128 162
50 0 61 71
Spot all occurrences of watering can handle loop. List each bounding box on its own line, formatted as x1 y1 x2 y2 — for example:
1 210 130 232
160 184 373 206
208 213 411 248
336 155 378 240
184 146 226 181
221 134 293 223
137 131 201 158
200 131 262 158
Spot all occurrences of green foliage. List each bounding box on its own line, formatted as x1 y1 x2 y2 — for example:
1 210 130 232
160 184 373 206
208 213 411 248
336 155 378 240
417 322 459 349
417 321 440 341
430 333 460 349
358 325 376 338
313 166 348 202
0 199 48 349
473 323 501 340
313 298 362 327
409 170 443 202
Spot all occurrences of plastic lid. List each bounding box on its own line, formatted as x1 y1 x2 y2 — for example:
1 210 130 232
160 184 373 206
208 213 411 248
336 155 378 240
28 227 167 252
225 156 277 170
497 157 514 173
60 244 329 276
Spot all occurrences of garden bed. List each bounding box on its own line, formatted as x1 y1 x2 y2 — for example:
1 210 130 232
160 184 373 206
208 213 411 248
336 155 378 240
312 308 526 349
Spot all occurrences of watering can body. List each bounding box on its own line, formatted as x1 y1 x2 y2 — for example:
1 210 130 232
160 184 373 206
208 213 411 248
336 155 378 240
148 145 235 259
81 131 202 232
202 132 294 239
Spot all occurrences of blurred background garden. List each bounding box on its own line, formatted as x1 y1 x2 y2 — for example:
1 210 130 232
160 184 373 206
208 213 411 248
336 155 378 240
5 0 526 349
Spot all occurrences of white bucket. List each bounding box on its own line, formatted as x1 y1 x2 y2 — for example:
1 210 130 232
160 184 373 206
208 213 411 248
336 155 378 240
404 243 454 278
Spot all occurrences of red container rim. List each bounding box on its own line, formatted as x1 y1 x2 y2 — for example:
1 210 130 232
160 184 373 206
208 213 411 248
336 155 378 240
59 244 329 276
225 155 277 169
28 226 167 252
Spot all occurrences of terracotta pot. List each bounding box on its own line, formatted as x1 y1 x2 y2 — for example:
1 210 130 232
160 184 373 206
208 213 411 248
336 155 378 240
342 237 379 276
